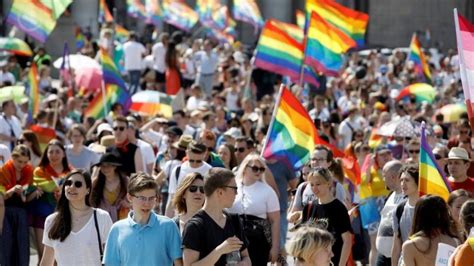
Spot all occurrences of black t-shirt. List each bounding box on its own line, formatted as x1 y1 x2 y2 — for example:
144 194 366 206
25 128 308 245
182 210 248 266
302 199 352 266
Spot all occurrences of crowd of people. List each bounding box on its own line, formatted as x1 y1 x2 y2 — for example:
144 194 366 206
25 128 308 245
0 22 474 266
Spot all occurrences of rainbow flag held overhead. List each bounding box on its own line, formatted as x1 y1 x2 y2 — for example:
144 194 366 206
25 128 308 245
162 0 199 32
26 63 40 124
84 84 131 119
304 11 355 76
30 125 56 152
306 0 368 47
75 27 85 50
100 48 127 90
42 0 72 19
296 9 306 30
419 123 451 200
254 19 319 87
210 5 236 32
99 0 114 23
127 0 147 19
196 0 217 22
6 0 57 43
206 27 235 44
233 0 264 33
408 34 432 84
262 86 318 170
145 0 162 26
396 83 436 103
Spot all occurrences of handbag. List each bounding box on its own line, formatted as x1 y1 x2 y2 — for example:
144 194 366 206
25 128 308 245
93 209 104 264
241 214 272 245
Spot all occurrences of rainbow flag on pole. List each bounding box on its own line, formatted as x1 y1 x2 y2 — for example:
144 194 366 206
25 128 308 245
306 0 368 47
145 0 162 26
127 0 147 19
100 48 127 90
99 0 114 23
254 19 319 87
419 123 451 200
196 0 216 23
304 11 355 76
84 84 130 119
75 27 85 50
262 86 318 170
408 34 432 84
162 0 199 32
6 0 57 43
42 0 72 19
233 0 264 33
26 63 40 123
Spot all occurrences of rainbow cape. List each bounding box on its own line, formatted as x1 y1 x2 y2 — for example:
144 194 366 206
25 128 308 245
6 0 57 43
233 0 264 33
304 11 355 76
75 27 85 50
162 0 199 32
254 19 319 87
27 63 40 124
99 0 114 23
306 0 368 47
419 123 451 200
408 34 432 83
262 86 318 170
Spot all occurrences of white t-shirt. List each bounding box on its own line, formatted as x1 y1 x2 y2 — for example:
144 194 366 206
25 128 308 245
123 41 146 71
376 191 406 258
0 144 11 166
0 114 22 150
338 117 364 149
228 181 280 219
194 50 218 75
43 209 113 266
152 42 167 73
168 161 212 194
136 139 155 174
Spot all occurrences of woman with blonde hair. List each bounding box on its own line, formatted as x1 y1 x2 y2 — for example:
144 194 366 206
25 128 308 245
228 153 280 265
172 173 205 234
286 224 335 266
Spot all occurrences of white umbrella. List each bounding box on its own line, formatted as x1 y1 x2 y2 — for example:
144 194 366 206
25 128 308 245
53 54 100 70
378 116 421 138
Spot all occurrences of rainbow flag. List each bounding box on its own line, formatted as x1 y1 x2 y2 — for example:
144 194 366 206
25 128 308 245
396 83 436 103
162 0 199 32
306 0 368 47
30 125 56 152
115 24 130 40
145 0 162 26
408 34 432 84
27 63 40 123
368 128 383 149
304 11 355 76
419 123 451 200
6 0 57 43
100 48 127 90
127 0 147 19
99 0 114 23
210 5 236 32
85 84 131 119
233 0 264 33
254 19 319 87
75 27 85 50
196 0 216 22
42 0 72 19
206 27 235 44
262 86 318 170
296 9 306 30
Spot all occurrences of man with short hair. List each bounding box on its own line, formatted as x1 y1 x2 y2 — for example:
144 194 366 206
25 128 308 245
173 110 198 138
447 147 474 193
194 40 218 98
103 173 182 265
127 116 155 174
375 160 404 266
165 141 212 217
152 32 169 92
233 137 255 165
0 100 21 151
123 32 146 95
199 130 224 167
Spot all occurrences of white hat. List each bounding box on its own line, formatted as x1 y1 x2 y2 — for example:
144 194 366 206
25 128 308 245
448 147 470 161
97 123 113 136
224 127 242 139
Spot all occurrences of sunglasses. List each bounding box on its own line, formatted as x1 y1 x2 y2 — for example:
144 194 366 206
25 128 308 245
64 180 83 188
247 165 265 173
113 126 126 131
234 147 246 153
189 159 203 164
224 185 238 192
434 154 443 160
189 185 204 193
409 150 420 154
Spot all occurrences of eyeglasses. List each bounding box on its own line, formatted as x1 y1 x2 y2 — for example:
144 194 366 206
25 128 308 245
113 126 126 132
132 195 157 203
246 165 265 173
189 185 205 193
234 147 246 153
64 180 83 188
408 150 420 154
223 185 238 192
188 159 203 164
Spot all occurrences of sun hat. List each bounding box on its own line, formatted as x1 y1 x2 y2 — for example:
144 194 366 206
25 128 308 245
171 135 193 150
448 147 470 161
94 152 122 167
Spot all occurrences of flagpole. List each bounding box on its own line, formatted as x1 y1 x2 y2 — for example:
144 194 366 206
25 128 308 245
454 9 474 133
101 80 108 118
298 12 310 89
260 84 284 157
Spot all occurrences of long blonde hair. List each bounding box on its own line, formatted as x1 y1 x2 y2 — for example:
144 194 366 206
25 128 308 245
286 224 334 264
235 153 269 183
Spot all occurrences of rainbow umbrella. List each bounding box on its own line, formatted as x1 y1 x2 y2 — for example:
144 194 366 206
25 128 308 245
0 37 33 57
130 90 173 118
439 103 467 123
396 83 436 103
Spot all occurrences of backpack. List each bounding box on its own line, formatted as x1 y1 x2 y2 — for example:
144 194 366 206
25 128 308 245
395 201 407 238
175 166 181 183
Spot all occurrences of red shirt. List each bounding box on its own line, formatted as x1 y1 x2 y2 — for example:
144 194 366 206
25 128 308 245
449 177 474 193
